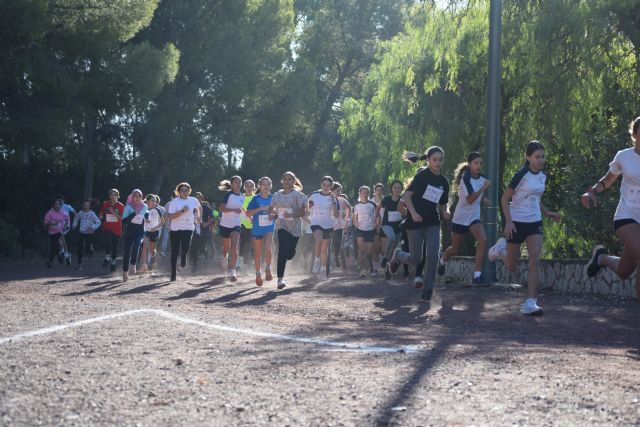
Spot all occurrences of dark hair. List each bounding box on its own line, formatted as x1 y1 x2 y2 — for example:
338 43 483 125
402 146 444 163
389 180 403 191
321 175 333 185
524 140 545 166
218 176 242 191
53 193 65 202
175 182 192 195
454 152 483 189
331 182 342 191
629 117 640 140
373 183 384 191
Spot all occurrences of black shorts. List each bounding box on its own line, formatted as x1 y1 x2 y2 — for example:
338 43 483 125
507 221 543 244
614 218 639 232
451 219 481 235
355 229 375 243
145 230 160 242
219 225 241 238
311 225 333 239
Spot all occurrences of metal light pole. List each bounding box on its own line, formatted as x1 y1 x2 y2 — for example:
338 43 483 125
483 0 502 283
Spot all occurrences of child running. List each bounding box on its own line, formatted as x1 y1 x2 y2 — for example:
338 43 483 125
72 200 101 270
140 195 164 274
239 180 256 273
167 182 202 281
308 176 339 280
378 180 406 280
437 152 492 285
218 176 245 282
501 141 561 315
581 117 640 299
99 189 124 273
271 171 308 289
332 182 351 274
44 198 71 269
353 186 377 278
390 146 450 301
245 177 276 286
121 189 148 281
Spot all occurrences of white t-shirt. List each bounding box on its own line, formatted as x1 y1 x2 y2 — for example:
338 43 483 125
219 191 245 228
333 197 350 230
353 200 377 231
168 197 201 231
507 166 546 223
453 171 486 226
144 207 163 232
610 148 640 223
308 191 336 229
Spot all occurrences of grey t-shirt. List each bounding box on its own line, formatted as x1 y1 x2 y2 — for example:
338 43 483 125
272 189 308 237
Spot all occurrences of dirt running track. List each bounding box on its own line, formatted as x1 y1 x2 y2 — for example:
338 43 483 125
1 258 639 426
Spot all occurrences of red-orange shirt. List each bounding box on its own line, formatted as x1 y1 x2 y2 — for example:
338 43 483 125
99 201 125 236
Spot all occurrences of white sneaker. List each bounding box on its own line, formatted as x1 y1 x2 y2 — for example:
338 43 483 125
319 268 327 280
221 257 228 271
312 258 321 274
488 237 507 262
229 269 238 282
520 298 543 315
359 269 366 278
277 278 286 289
413 276 424 288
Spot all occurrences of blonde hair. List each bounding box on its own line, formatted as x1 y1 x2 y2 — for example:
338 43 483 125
218 175 242 191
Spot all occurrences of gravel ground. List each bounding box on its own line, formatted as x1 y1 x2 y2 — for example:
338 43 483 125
1 257 639 426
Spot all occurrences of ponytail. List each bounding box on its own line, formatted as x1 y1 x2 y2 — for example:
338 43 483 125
218 175 242 191
402 146 444 164
453 163 470 191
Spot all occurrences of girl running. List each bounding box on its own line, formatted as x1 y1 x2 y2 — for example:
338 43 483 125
140 194 165 274
438 152 492 285
218 176 245 282
353 186 378 278
581 117 640 299
121 189 148 281
378 180 406 280
73 200 101 270
240 180 256 272
332 182 352 274
501 141 561 315
44 198 71 269
371 183 386 275
99 189 124 273
246 177 276 286
271 171 308 289
308 176 339 279
167 182 202 281
390 146 451 301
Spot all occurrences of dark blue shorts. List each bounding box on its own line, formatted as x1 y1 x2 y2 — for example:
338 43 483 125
451 219 481 235
311 225 333 240
219 225 241 238
507 221 543 244
354 229 375 243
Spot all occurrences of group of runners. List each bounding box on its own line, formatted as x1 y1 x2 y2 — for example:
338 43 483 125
43 117 640 315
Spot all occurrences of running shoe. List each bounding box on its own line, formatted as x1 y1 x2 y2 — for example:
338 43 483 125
265 270 273 281
520 298 543 315
585 245 606 278
255 275 263 287
384 266 391 280
312 258 321 274
359 269 366 278
370 269 379 277
389 249 401 274
319 269 327 280
420 289 433 301
102 258 109 268
170 274 176 282
471 274 490 287
437 257 446 276
413 276 424 288
130 264 137 275
488 237 507 262
230 270 238 282
277 278 286 289
123 271 128 282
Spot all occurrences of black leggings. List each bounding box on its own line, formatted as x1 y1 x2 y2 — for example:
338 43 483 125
76 233 93 264
277 229 299 278
171 230 193 278
48 233 62 262
190 232 203 266
122 231 144 272
103 230 120 260
332 229 346 265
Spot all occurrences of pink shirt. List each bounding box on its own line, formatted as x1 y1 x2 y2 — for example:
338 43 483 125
44 208 70 235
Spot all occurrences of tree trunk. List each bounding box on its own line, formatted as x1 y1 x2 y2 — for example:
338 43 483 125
82 114 97 200
151 161 166 196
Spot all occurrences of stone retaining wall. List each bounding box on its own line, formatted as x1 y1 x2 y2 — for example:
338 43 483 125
445 256 638 300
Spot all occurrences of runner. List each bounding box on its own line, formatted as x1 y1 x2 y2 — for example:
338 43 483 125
390 146 450 301
44 198 70 269
501 141 561 315
378 180 406 280
353 186 377 278
332 182 351 274
245 177 276 286
438 152 492 285
167 182 202 282
271 171 308 289
581 117 640 299
192 192 215 267
218 176 244 282
72 199 101 270
371 183 386 276
99 189 124 273
140 194 164 274
308 176 339 280
239 180 256 273
121 189 148 282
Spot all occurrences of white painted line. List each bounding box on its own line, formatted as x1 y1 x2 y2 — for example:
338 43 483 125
0 308 420 354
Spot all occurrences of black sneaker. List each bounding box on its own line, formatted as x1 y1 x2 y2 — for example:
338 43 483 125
471 274 490 287
380 257 388 269
384 266 391 280
437 258 446 276
586 245 607 278
421 289 433 301
102 258 109 268
170 275 176 282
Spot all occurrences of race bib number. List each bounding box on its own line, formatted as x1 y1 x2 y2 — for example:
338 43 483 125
387 211 402 222
423 185 444 204
278 208 293 220
625 188 640 207
258 215 273 227
106 213 117 223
